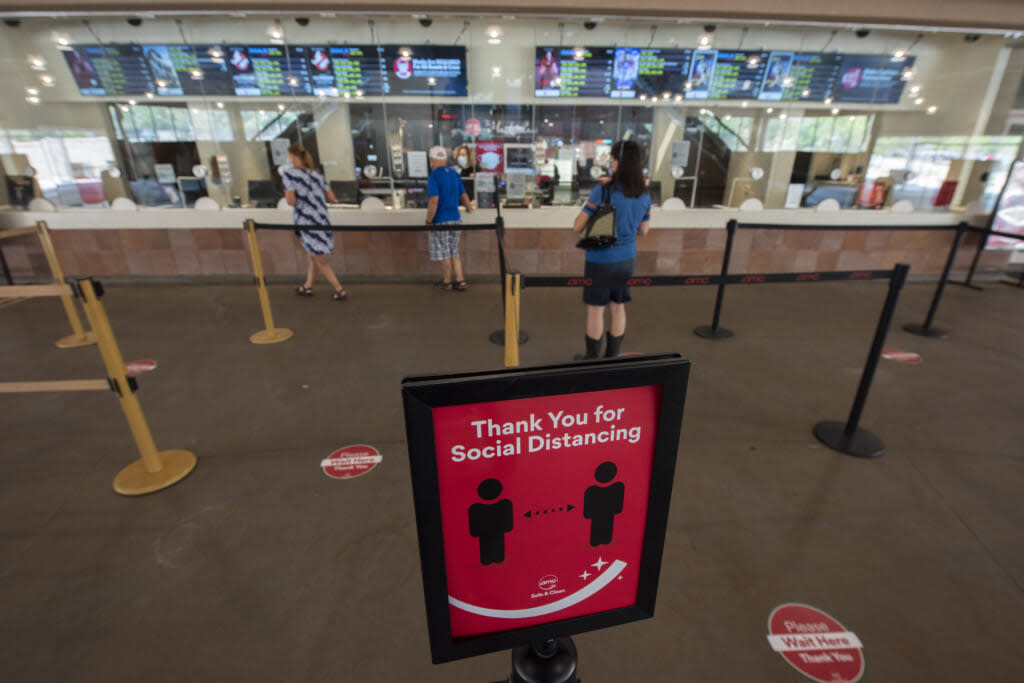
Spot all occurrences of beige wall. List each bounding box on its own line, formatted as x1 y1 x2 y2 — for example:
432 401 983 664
1 1 1022 32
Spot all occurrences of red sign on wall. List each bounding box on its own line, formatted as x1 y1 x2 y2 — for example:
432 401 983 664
403 355 689 663
475 139 505 174
432 385 660 638
767 603 865 683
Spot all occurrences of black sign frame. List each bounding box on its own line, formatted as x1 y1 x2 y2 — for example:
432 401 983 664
401 354 689 663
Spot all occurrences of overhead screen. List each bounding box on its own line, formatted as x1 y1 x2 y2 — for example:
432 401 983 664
535 47 912 104
63 44 468 97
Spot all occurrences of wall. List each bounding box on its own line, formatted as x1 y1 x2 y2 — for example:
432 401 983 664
1 1 1022 31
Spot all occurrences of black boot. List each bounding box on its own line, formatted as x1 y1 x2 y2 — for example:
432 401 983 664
605 332 624 358
574 335 603 360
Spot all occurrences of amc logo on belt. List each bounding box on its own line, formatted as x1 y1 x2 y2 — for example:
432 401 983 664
627 277 652 286
566 278 593 286
684 277 712 285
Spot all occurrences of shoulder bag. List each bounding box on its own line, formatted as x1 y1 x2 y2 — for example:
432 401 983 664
576 183 617 250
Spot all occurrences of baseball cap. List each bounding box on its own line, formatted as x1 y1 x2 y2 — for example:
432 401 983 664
429 146 448 161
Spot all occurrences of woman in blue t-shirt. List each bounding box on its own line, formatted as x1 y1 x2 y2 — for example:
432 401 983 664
572 140 651 359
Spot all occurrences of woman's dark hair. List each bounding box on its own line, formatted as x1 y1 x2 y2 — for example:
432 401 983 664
610 139 646 198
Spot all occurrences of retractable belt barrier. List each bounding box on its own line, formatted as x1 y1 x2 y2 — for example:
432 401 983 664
0 221 96 349
0 279 196 495
957 225 1024 291
696 219 968 340
243 218 504 345
504 263 910 459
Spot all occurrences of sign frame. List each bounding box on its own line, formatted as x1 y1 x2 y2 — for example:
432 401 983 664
401 354 689 663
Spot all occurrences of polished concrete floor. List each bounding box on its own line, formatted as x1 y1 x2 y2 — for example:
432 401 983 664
2 277 1023 682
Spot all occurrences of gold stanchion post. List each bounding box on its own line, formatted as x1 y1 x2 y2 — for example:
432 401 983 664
504 272 521 368
244 219 293 344
77 279 197 495
36 221 96 349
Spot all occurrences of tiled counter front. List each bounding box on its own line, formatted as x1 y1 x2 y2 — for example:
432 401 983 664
0 225 1010 281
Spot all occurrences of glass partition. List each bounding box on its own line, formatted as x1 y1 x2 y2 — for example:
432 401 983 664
1 14 1021 211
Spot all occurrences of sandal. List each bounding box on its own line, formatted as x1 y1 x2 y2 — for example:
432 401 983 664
296 285 313 297
435 281 454 291
453 280 469 291
332 288 348 301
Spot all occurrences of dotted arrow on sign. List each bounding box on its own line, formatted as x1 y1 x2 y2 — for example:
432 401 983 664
524 504 575 518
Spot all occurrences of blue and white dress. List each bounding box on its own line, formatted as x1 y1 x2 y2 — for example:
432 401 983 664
281 167 334 255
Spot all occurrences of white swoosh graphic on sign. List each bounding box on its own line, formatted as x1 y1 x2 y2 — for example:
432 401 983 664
448 559 627 619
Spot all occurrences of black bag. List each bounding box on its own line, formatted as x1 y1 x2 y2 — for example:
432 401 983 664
576 184 617 250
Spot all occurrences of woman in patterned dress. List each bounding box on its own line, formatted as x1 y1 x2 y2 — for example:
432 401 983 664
283 144 348 301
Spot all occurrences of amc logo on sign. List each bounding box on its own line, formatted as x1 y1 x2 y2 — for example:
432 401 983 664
841 68 862 89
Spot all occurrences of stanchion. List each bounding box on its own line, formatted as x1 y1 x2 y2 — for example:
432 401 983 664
490 178 529 347
0 222 95 348
243 219 293 344
904 224 966 339
504 272 522 368
36 222 96 348
814 263 910 459
694 219 737 339
75 278 197 494
958 229 988 291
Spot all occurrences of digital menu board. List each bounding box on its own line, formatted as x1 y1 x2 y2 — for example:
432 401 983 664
143 44 233 96
686 50 768 100
383 45 467 96
758 52 844 102
833 54 915 104
62 45 154 96
536 47 691 99
226 45 313 96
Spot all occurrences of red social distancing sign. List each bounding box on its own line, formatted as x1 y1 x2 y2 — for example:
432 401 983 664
403 355 690 663
432 386 660 638
767 603 865 683
321 444 382 480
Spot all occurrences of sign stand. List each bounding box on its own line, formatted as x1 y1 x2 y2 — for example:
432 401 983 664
510 637 579 683
403 355 688 667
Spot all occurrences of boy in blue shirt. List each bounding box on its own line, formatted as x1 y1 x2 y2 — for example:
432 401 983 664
426 146 474 291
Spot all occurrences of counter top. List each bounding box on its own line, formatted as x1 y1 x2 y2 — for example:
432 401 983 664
0 206 981 231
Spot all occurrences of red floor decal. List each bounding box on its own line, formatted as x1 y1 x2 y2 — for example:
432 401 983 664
767 603 865 683
882 349 922 364
321 444 382 480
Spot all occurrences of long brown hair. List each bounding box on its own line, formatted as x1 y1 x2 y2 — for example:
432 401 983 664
610 139 646 198
288 144 314 170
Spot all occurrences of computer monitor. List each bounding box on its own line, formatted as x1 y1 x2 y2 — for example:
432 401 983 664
404 185 429 209
330 180 359 204
648 180 662 205
248 180 281 208
176 177 208 208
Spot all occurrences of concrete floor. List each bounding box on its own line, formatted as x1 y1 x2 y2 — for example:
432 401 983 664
1 277 1022 682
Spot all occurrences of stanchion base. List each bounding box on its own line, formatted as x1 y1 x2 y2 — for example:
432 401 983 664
813 421 885 459
55 331 96 349
902 323 949 339
489 329 530 346
113 449 197 496
250 328 293 345
694 325 734 339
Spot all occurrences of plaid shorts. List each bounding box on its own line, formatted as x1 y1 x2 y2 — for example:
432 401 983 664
428 221 462 261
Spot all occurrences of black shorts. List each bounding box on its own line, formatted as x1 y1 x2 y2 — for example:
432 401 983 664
582 258 635 306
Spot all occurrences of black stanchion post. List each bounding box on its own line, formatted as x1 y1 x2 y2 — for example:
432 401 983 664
904 224 966 339
694 219 737 339
813 263 910 459
509 638 579 683
959 229 988 291
490 175 529 346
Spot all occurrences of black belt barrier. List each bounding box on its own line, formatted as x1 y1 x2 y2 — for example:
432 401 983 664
243 217 505 345
695 219 968 340
507 263 911 459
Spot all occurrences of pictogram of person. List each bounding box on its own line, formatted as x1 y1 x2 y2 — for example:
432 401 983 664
469 478 514 565
583 462 625 547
